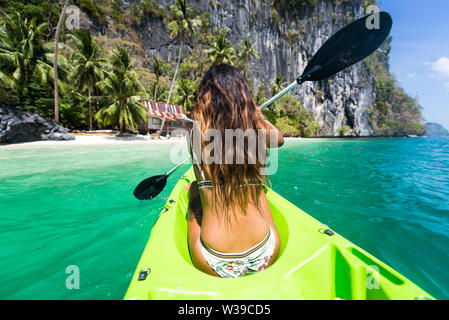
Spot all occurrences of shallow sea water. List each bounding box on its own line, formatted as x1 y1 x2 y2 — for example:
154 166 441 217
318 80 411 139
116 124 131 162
0 137 447 299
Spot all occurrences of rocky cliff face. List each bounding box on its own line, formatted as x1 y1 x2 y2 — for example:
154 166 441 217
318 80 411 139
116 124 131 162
202 0 377 137
111 0 378 136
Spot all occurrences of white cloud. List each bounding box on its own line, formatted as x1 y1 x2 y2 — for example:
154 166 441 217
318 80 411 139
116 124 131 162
431 57 449 78
445 82 449 90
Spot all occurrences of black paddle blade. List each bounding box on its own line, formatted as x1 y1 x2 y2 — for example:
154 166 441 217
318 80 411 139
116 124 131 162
133 174 167 200
301 11 393 81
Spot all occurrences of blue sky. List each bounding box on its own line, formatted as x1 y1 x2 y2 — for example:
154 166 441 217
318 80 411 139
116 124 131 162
377 0 449 129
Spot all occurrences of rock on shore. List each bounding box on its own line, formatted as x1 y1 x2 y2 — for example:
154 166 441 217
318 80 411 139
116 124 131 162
0 108 75 144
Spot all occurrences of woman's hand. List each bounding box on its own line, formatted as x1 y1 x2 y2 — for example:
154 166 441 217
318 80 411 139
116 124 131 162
260 111 284 148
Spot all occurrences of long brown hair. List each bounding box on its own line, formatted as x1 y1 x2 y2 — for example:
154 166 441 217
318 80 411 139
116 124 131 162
191 64 269 222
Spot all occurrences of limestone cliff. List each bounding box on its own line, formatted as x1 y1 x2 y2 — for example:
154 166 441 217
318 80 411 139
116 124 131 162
142 0 376 136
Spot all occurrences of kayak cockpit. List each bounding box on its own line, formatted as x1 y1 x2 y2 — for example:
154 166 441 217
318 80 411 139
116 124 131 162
124 168 434 300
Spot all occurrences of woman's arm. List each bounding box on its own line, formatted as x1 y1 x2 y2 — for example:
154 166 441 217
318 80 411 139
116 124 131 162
263 118 284 148
187 181 202 228
186 182 220 277
256 108 284 148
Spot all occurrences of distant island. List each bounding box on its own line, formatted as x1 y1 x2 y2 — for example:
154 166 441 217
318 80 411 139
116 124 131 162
425 123 449 136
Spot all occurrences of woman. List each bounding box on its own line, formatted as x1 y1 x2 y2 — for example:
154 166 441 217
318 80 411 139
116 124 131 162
187 64 284 278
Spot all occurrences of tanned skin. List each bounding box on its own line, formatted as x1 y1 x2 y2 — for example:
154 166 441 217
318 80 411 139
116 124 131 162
187 118 284 277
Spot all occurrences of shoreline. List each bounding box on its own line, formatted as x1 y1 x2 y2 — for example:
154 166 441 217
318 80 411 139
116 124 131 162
0 135 305 148
0 135 435 148
0 135 185 148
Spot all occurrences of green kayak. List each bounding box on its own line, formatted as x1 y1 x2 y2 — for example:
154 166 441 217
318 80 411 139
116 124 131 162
124 168 433 300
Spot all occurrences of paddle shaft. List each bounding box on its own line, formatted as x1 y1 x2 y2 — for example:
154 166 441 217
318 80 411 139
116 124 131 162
166 156 190 177
260 65 322 110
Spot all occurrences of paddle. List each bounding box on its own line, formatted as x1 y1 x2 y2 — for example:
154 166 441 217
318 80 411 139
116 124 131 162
260 11 393 109
133 157 190 200
134 11 393 200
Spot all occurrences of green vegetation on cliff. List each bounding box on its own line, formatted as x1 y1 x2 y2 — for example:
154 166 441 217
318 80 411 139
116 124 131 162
364 37 425 136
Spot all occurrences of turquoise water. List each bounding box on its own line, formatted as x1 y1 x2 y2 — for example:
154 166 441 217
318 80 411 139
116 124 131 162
0 137 448 299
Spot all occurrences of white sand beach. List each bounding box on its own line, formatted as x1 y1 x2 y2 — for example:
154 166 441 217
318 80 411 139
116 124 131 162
0 135 303 148
0 134 189 148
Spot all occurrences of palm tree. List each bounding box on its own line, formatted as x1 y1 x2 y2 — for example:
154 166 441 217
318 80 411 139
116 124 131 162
166 0 200 43
268 75 287 110
95 72 145 135
0 68 14 99
151 55 165 100
70 29 107 131
237 37 259 77
53 0 70 124
175 78 194 115
271 75 287 96
157 0 200 138
205 30 236 66
146 81 168 102
254 84 267 106
96 47 146 135
0 12 56 91
110 46 133 72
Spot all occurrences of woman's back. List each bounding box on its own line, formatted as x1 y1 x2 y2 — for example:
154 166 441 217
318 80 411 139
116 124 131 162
187 64 284 278
199 186 276 253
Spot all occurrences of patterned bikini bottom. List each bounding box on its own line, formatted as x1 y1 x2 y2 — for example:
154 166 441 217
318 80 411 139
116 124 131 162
200 227 276 278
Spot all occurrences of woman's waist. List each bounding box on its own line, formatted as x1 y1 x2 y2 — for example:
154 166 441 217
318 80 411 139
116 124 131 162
200 218 271 253
201 227 274 259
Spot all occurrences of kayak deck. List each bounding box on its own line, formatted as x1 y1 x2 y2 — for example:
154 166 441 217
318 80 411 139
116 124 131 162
124 168 433 300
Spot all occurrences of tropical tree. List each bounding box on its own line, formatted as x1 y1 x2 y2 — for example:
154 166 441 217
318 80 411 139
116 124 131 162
0 12 56 91
70 29 107 131
95 47 146 135
270 75 287 96
266 75 287 111
339 125 350 136
150 55 165 100
166 0 200 43
254 84 267 106
237 37 259 77
0 68 14 99
175 78 194 115
146 81 169 102
309 120 321 137
205 30 236 66
53 0 70 124
157 0 200 138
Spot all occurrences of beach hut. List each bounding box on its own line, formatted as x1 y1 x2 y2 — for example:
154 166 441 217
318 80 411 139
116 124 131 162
139 100 193 136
